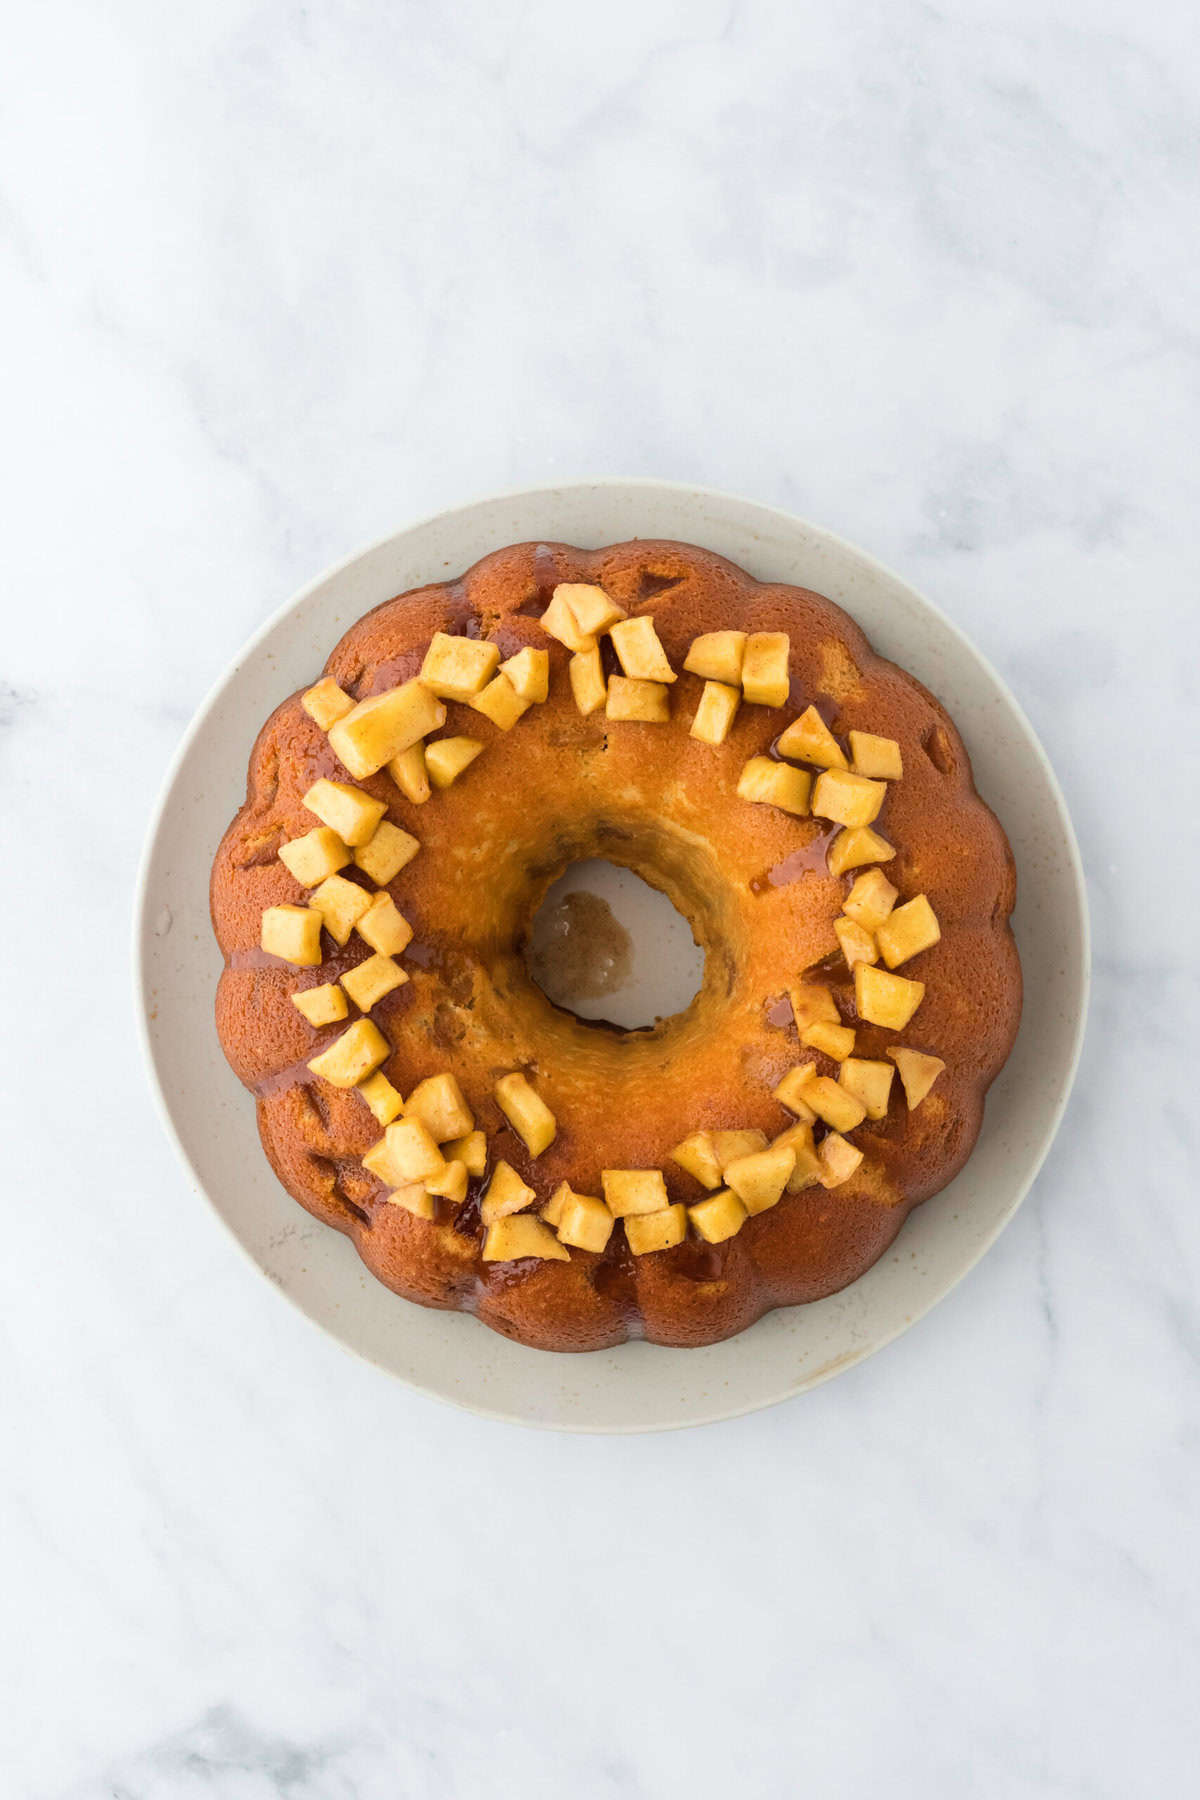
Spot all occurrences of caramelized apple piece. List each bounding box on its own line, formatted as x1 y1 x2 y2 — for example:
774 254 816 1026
684 630 746 687
340 952 407 1012
425 737 484 789
772 1065 818 1120
690 680 740 745
301 676 354 731
495 1072 556 1156
279 827 351 887
419 633 500 701
776 705 848 770
501 647 550 703
356 892 413 957
444 1128 487 1177
261 904 323 966
382 1115 446 1183
470 672 530 731
803 1075 867 1133
356 1069 404 1125
876 895 941 969
800 1019 856 1061
389 743 431 805
483 1215 569 1262
307 1018 389 1088
818 1133 864 1188
833 916 878 969
688 1189 748 1243
812 768 886 828
309 873 373 947
888 1047 946 1109
723 1142 795 1215
838 1056 895 1121
827 825 896 877
405 1071 474 1142
555 582 626 636
541 1181 574 1229
568 646 607 716
539 591 596 654
842 868 898 931
854 964 925 1030
625 1205 687 1255
668 1131 723 1190
609 615 676 683
302 778 387 847
788 983 840 1032
710 1128 768 1170
480 1159 536 1225
328 681 446 779
606 677 670 722
386 1183 436 1219
601 1169 670 1217
771 1121 822 1190
426 1159 468 1204
353 820 419 885
741 633 790 707
849 730 903 779
736 757 811 817
557 1193 616 1254
291 983 348 1027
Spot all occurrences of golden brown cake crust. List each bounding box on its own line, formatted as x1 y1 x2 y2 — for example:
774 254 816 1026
211 539 1021 1352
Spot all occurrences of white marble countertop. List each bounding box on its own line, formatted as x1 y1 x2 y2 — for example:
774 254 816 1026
4 2 1197 1794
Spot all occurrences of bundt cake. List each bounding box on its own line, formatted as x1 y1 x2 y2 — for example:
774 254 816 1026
211 538 1021 1352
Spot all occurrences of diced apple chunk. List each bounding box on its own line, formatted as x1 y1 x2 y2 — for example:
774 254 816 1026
625 1205 687 1255
495 1072 556 1156
812 768 886 828
308 1018 389 1088
356 892 413 957
341 952 407 1011
261 904 324 965
445 1129 487 1177
606 677 670 722
309 874 373 947
541 1181 574 1229
556 583 627 636
405 1071 474 1142
834 916 878 969
357 1069 404 1125
279 827 351 887
736 756 811 816
689 680 740 745
302 778 387 847
742 633 790 707
854 964 925 1030
800 1019 856 1061
557 1193 616 1254
483 1215 569 1262
771 1121 823 1190
569 647 607 716
352 820 419 885
425 737 483 788
668 1131 723 1189
480 1159 535 1225
540 591 596 653
470 672 530 731
888 1047 946 1109
386 1183 436 1219
724 1142 795 1215
601 1169 670 1217
419 633 500 701
710 1128 768 1169
788 983 840 1032
688 1189 748 1243
776 705 848 770
609 615 676 683
842 868 899 930
389 743 431 805
818 1133 864 1189
827 825 896 877
291 983 348 1027
328 681 446 779
426 1159 468 1204
362 1138 397 1185
849 730 903 779
838 1057 895 1121
876 895 941 969
803 1075 867 1133
501 647 549 703
773 1064 818 1120
382 1116 446 1183
684 630 746 687
301 676 355 731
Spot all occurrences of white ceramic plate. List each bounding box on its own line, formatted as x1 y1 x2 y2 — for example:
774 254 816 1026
135 481 1088 1432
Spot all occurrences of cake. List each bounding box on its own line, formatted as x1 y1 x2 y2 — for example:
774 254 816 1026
211 538 1021 1352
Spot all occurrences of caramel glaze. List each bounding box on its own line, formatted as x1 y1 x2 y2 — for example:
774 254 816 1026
212 537 1021 1353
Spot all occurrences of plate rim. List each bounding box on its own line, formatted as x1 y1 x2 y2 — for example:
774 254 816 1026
134 477 1090 1432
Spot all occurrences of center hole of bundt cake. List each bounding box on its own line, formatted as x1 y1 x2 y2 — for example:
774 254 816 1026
526 860 705 1030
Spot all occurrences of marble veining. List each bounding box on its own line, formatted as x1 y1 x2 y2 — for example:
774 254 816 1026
2 1 1198 1795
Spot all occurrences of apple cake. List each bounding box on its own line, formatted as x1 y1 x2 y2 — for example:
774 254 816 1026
211 538 1021 1352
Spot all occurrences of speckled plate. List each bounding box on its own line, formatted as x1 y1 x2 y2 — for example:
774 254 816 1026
135 481 1089 1432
